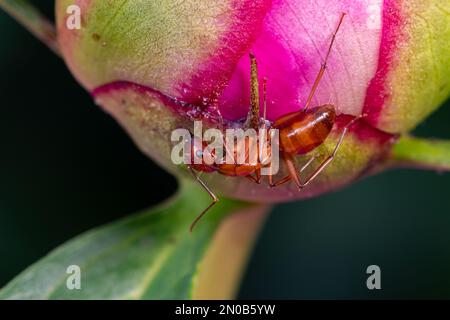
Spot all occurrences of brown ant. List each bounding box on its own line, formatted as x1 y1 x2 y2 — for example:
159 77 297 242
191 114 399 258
187 13 365 231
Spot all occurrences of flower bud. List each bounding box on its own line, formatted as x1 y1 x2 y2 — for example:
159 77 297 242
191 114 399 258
56 0 450 202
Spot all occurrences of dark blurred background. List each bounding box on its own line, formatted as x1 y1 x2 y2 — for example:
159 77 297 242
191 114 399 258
1 1 450 299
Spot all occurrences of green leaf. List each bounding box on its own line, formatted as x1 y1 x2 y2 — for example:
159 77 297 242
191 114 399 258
391 135 450 171
0 179 266 300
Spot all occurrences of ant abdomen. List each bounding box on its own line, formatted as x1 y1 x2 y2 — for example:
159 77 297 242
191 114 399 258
274 104 336 155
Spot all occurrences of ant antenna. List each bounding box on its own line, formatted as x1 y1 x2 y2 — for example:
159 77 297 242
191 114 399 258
263 77 267 128
188 167 219 232
303 12 346 112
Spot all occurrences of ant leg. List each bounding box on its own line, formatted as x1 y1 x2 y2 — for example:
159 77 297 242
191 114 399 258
253 84 265 185
303 13 346 111
255 168 261 183
269 155 318 188
224 143 236 166
188 166 219 232
260 78 275 186
245 172 261 184
262 77 268 128
268 169 274 186
299 114 365 188
270 174 291 187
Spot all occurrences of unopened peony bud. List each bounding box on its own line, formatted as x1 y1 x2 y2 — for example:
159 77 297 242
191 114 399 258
55 0 450 202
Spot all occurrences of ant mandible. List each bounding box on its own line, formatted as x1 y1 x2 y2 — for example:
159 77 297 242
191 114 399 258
187 13 365 231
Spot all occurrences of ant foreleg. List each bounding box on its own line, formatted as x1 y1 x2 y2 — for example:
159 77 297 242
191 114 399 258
269 155 318 188
269 174 291 187
255 168 261 183
245 168 262 184
188 166 219 232
245 173 261 184
298 114 365 188
303 13 346 111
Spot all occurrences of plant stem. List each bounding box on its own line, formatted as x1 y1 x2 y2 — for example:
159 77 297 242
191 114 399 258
391 135 450 171
0 0 60 55
192 203 270 299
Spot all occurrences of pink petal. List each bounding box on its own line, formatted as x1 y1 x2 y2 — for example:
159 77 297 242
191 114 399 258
218 0 383 121
363 0 405 130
